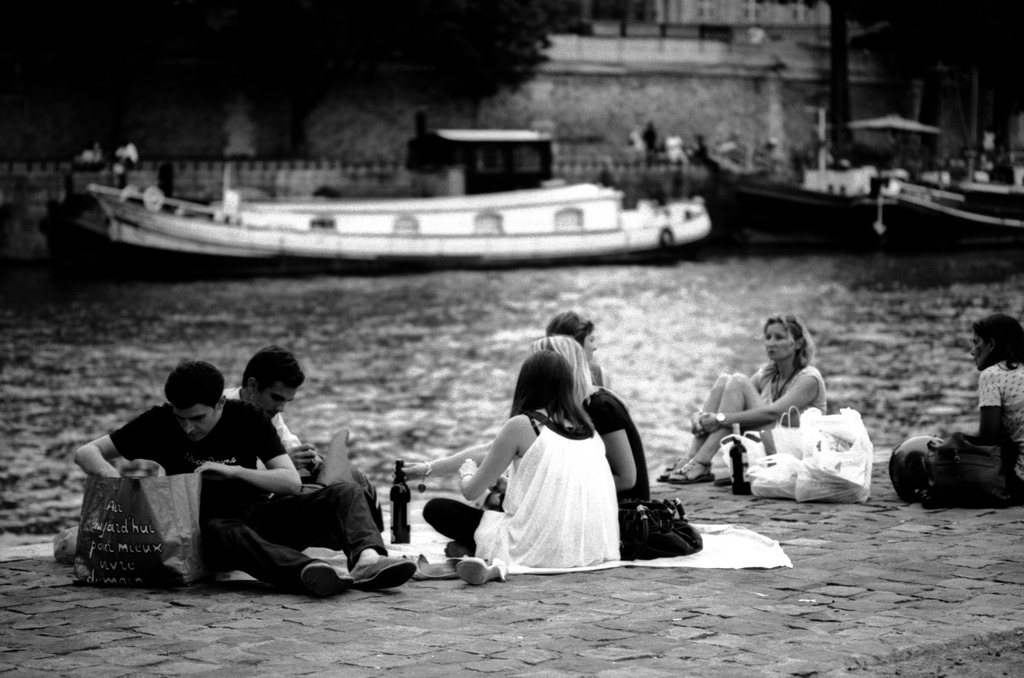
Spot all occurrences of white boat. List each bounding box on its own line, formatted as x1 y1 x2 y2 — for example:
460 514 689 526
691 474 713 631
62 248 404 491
47 182 711 276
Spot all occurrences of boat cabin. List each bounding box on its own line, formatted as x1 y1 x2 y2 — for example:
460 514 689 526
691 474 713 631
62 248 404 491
407 129 554 195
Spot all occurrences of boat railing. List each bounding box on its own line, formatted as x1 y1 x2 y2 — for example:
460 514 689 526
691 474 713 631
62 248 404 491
87 183 222 220
898 182 965 203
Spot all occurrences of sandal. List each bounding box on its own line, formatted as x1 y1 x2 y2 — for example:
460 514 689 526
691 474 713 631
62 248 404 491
657 458 687 483
665 460 713 484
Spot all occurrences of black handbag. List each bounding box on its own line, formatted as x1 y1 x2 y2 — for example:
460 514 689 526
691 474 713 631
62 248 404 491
921 433 1010 509
618 498 703 561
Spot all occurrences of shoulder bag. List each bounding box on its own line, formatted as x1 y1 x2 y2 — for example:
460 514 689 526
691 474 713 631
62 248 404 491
922 433 1010 508
618 498 703 561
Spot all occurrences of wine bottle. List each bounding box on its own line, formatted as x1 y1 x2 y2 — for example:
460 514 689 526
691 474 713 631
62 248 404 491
390 460 411 543
729 423 751 495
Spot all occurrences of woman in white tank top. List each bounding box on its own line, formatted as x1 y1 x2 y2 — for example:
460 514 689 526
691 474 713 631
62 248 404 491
418 351 620 575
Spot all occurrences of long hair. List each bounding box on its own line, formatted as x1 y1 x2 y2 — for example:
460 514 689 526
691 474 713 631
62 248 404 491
530 335 597 405
545 311 594 348
973 313 1024 369
510 351 594 437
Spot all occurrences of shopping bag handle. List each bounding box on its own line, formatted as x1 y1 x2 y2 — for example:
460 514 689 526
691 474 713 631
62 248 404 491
778 406 800 428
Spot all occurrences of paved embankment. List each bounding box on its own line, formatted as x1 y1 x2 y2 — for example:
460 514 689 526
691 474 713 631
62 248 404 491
2 464 1023 677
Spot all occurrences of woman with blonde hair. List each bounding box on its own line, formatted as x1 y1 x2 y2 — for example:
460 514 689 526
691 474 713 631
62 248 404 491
532 334 649 500
661 313 827 484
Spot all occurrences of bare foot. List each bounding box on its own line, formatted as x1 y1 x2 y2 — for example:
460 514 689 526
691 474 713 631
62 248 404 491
444 541 473 559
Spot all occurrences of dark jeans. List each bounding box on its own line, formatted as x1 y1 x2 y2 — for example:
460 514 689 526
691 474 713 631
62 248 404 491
302 466 384 533
202 482 386 592
422 497 485 553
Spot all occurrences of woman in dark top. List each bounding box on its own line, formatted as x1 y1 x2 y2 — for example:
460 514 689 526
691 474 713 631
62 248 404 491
532 335 650 500
546 310 611 388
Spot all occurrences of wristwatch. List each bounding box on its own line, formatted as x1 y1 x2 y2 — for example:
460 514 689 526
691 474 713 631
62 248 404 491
715 412 726 426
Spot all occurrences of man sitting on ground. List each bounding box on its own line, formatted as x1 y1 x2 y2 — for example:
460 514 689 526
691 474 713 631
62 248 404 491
226 345 383 530
74 359 414 596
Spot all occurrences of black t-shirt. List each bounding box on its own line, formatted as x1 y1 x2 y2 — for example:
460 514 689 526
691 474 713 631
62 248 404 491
110 400 286 516
585 390 650 500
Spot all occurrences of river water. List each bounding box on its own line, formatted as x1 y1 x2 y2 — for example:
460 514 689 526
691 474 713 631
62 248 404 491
2 248 1022 538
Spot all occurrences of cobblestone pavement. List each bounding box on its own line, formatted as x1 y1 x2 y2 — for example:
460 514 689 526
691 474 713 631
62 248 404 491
2 464 1023 678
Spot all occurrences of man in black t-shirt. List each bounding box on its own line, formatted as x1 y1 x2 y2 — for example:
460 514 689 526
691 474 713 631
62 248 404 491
75 360 415 596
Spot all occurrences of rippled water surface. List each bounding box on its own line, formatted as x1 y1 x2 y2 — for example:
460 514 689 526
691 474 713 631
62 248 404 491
3 249 1023 537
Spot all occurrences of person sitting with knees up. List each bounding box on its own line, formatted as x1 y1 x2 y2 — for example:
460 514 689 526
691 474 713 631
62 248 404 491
411 351 619 584
546 310 611 388
226 345 382 530
969 313 1024 503
660 313 826 484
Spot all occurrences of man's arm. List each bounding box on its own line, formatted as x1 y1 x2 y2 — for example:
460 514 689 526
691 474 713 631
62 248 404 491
273 413 321 471
74 435 123 477
195 454 302 496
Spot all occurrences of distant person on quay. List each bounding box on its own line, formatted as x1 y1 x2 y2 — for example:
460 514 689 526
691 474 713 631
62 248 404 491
660 314 827 484
545 310 611 388
225 345 383 530
74 359 414 596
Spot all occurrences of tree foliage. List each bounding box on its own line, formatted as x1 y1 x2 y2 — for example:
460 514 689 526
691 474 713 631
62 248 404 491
6 0 577 153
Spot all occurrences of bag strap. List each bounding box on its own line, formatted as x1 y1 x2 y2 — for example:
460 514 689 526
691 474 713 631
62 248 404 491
523 410 549 436
620 504 651 561
778 406 800 428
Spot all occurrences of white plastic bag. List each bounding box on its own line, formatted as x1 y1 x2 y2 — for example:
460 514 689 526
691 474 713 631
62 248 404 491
762 407 823 460
794 408 873 503
711 431 767 483
748 453 802 499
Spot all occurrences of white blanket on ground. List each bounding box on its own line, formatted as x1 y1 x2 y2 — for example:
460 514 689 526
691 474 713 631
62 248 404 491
383 523 792 573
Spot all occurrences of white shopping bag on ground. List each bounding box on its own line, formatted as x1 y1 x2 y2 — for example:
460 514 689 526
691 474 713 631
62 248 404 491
748 453 802 500
794 408 873 503
762 407 823 460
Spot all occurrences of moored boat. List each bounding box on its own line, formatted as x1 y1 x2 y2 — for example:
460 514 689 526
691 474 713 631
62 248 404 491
46 182 711 277
880 182 1024 248
46 123 711 277
734 167 895 249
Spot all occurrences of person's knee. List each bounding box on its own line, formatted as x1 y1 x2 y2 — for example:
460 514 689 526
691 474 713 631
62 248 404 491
422 498 451 527
321 481 361 504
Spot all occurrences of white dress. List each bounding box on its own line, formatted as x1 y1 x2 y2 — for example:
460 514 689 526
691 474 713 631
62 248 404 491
473 422 620 568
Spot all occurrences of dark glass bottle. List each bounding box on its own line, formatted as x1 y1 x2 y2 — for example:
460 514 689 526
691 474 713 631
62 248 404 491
729 424 751 495
390 460 411 544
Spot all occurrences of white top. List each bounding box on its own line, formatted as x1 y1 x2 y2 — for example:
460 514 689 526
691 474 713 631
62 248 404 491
223 386 301 450
978 362 1024 477
473 422 619 568
751 365 828 412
